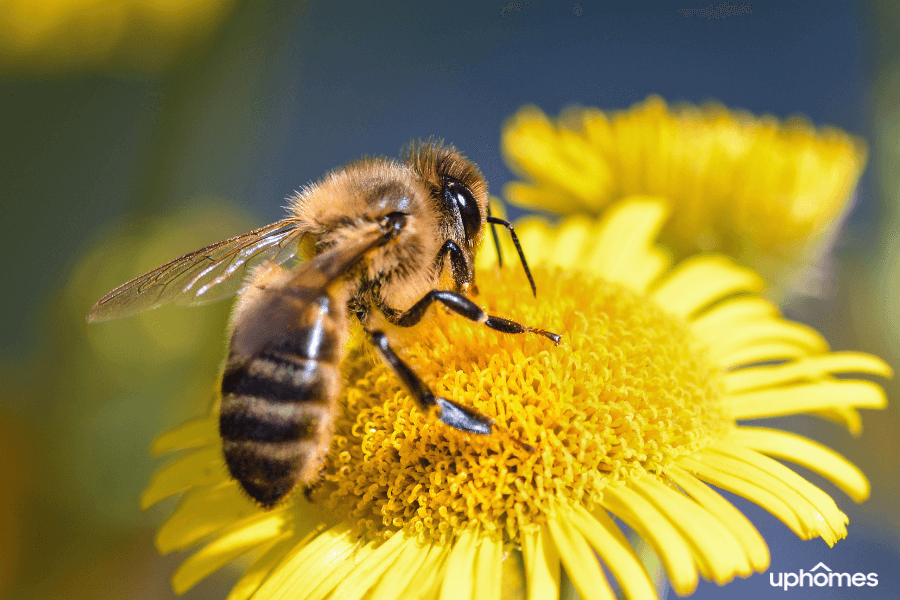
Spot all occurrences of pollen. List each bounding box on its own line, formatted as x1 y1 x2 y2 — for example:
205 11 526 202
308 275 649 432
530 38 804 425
319 265 727 545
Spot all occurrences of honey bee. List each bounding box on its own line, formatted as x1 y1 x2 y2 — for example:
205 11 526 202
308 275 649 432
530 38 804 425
88 141 559 508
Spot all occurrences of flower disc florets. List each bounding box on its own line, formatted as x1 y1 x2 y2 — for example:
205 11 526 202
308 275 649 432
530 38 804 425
318 265 727 545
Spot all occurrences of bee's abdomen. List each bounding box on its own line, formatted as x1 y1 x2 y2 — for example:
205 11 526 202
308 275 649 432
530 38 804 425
219 348 340 508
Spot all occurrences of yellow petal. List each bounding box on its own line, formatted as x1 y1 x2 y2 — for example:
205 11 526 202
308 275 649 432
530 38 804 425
621 246 672 295
630 475 752 583
400 540 451 600
714 341 809 369
711 443 848 544
729 380 887 419
567 505 656 600
252 522 354 599
226 533 303 600
512 217 555 267
502 107 613 206
690 297 778 342
370 537 442 600
677 454 808 540
141 447 226 509
556 127 616 206
728 427 869 502
682 450 837 543
150 416 218 455
811 406 863 435
723 352 893 394
503 182 587 216
325 529 412 600
440 528 479 600
502 109 557 181
580 107 615 156
521 527 561 600
601 484 698 596
172 511 291 595
488 196 509 220
664 464 769 571
546 216 601 270
651 256 764 319
709 319 827 356
583 196 670 285
156 482 262 553
298 540 378 600
477 197 515 271
474 533 503 600
546 514 615 600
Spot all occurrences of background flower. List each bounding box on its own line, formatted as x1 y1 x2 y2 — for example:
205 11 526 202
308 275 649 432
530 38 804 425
502 96 867 300
0 0 236 73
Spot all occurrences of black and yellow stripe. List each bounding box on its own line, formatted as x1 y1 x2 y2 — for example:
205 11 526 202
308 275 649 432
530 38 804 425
219 295 343 508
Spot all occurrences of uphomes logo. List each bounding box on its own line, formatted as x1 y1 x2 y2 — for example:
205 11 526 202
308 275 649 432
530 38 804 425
770 562 879 591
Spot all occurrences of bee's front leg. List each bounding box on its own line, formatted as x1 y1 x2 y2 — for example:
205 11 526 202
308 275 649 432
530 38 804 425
390 290 561 344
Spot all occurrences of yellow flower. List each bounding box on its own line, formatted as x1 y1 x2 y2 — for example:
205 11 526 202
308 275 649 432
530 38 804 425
142 197 888 600
0 0 236 73
503 97 867 296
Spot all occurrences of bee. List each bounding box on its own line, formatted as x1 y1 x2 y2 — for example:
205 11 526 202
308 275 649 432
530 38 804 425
88 141 560 508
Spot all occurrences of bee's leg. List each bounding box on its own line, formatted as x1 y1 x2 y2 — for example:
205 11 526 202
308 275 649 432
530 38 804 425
391 290 561 345
368 330 492 436
434 240 470 291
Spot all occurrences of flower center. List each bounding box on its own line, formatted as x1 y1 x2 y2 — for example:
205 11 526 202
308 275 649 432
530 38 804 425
317 266 727 544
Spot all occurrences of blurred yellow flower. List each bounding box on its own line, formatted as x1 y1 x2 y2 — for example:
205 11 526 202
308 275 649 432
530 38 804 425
143 198 888 600
503 97 867 297
0 0 236 73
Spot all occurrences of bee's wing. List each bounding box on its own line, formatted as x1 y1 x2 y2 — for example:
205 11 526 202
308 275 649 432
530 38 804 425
87 219 308 323
229 221 394 360
289 223 391 290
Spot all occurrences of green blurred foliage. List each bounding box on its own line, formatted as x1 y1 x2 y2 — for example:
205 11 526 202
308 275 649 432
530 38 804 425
0 410 34 596
0 1 295 598
865 0 900 529
2 201 254 600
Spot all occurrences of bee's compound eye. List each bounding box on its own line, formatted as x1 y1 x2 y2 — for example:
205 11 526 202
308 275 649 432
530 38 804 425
443 179 481 241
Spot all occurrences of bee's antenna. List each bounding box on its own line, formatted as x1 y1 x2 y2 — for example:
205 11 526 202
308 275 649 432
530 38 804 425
486 216 537 297
487 204 504 268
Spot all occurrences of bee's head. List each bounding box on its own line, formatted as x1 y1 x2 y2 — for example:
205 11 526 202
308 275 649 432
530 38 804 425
405 139 488 246
404 139 488 291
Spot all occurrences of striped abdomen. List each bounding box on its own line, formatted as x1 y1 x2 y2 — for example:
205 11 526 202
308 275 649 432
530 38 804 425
219 294 345 508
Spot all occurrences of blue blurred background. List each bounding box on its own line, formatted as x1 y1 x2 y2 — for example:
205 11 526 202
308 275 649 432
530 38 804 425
1 1 897 598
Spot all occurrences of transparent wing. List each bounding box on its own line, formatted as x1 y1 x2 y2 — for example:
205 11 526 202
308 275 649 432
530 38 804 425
87 219 307 323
